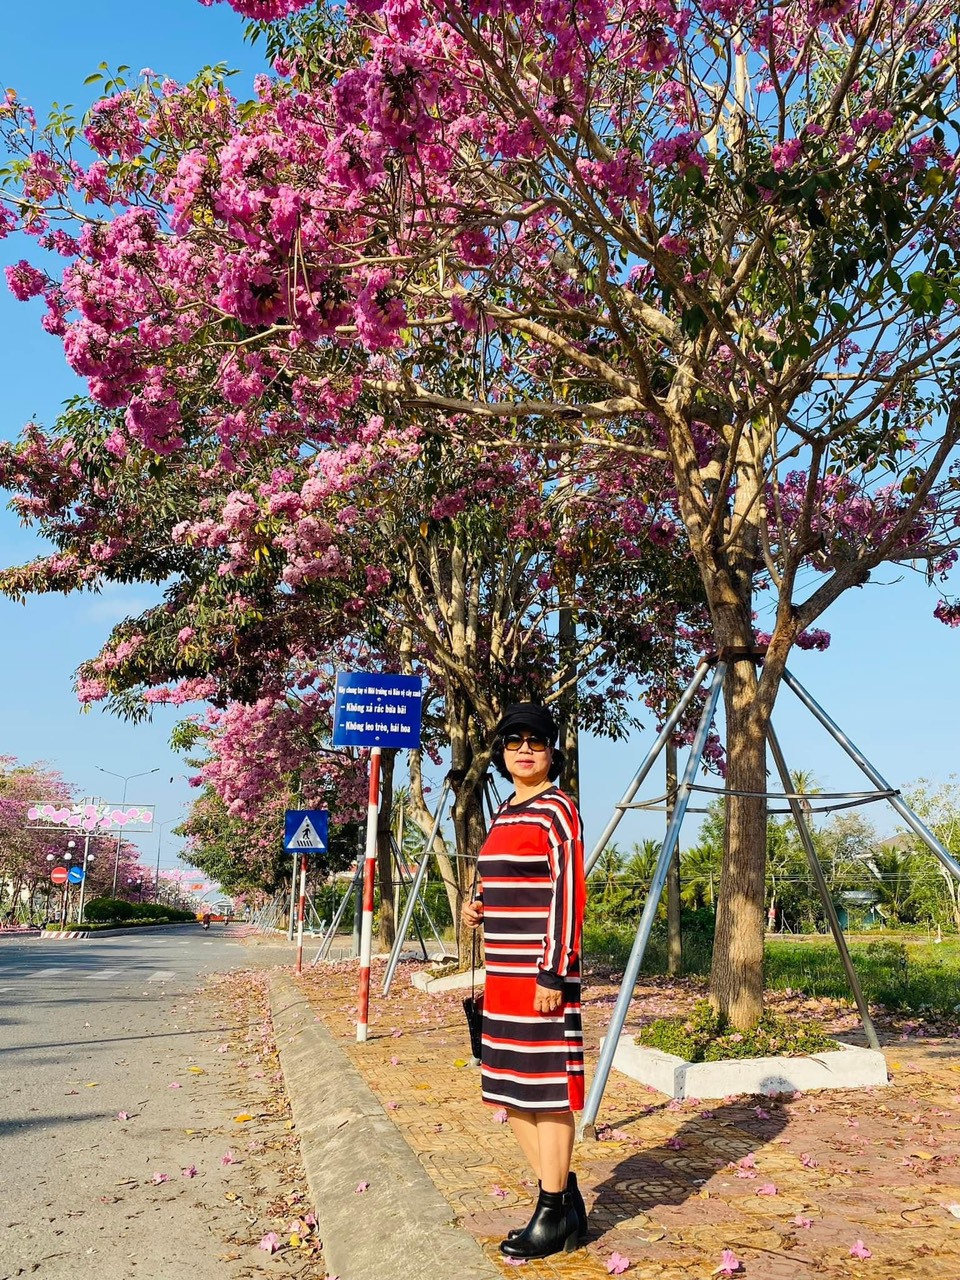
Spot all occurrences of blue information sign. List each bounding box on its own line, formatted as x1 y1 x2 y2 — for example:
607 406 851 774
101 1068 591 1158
67 865 85 884
332 673 423 749
284 809 329 854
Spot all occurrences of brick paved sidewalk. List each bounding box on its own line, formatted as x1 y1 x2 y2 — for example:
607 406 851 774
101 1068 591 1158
292 958 960 1280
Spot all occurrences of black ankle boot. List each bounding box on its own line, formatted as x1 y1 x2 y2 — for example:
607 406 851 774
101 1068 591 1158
499 1186 579 1258
567 1171 589 1241
508 1174 588 1243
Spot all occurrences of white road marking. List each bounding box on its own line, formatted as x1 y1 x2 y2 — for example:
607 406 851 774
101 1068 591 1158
90 969 122 980
147 971 176 982
33 968 67 977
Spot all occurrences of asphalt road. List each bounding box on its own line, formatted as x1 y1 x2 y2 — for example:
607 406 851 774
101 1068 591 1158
0 927 292 1279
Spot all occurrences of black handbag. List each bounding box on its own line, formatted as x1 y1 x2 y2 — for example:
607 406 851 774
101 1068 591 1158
462 862 483 1063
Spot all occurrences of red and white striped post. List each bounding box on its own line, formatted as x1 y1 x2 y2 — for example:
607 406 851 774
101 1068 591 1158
294 852 308 976
356 746 381 1042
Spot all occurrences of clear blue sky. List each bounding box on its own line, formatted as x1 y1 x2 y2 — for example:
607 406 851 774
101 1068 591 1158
1 1 957 881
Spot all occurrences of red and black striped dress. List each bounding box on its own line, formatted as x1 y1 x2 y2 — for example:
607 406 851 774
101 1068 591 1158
478 787 586 1112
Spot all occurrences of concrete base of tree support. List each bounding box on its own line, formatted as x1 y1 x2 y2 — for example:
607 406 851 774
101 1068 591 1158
411 966 486 994
605 1034 889 1100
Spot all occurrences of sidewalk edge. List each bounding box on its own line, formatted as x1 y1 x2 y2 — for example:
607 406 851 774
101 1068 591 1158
269 972 501 1280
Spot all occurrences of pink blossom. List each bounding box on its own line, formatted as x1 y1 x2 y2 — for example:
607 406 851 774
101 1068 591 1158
713 1249 743 1277
355 1180 369 1193
756 1183 778 1196
259 1231 282 1253
220 1151 236 1166
182 1164 198 1178
849 1241 872 1260
606 1252 631 1275
792 1215 813 1229
151 1172 170 1184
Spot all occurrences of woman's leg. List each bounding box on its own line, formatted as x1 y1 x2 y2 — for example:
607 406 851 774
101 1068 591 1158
506 1107 542 1180
535 1111 575 1192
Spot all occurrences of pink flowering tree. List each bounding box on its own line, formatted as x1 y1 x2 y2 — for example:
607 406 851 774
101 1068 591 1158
3 0 960 1022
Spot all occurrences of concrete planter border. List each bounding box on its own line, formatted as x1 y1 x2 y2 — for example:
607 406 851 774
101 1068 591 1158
411 966 485 994
608 1033 889 1099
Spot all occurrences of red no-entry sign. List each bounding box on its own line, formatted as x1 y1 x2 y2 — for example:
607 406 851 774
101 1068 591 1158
50 866 69 885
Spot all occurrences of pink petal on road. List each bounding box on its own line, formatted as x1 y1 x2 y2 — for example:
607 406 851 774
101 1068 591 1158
151 1173 170 1184
220 1151 236 1166
713 1248 743 1277
490 1185 508 1199
606 1251 630 1274
757 1183 778 1196
355 1181 369 1193
168 1082 182 1089
492 1107 509 1124
117 1111 129 1121
182 1165 198 1178
850 1241 872 1260
502 1259 528 1267
259 1232 281 1253
800 1153 818 1168
792 1215 813 1229
665 1136 684 1150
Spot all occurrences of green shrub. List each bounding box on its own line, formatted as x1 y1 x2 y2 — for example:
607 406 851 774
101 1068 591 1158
637 998 834 1063
83 897 134 923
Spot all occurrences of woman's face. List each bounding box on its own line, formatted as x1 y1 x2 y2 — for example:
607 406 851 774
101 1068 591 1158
502 729 553 788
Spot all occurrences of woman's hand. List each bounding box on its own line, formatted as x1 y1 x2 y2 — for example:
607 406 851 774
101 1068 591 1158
461 899 484 929
533 985 563 1014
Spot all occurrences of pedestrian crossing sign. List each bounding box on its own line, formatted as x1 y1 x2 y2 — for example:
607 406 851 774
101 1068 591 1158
284 809 329 854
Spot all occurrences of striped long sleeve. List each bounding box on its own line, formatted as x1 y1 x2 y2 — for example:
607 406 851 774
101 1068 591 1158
537 793 586 990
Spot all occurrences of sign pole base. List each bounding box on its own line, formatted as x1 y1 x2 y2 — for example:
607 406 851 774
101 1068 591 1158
356 747 381 1043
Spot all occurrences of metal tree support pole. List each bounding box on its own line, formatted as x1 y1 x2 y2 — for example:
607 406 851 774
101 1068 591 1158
584 660 712 874
766 724 882 1052
357 747 382 1042
579 663 727 1136
393 835 447 956
383 779 451 994
782 669 960 884
392 837 429 960
310 863 363 965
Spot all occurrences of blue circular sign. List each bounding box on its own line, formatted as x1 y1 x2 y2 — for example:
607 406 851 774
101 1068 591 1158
67 865 85 884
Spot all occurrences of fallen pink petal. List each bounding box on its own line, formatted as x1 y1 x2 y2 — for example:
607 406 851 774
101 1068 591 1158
220 1151 236 1166
168 1082 182 1089
117 1111 129 1121
793 1215 813 1229
259 1232 281 1253
181 1165 198 1178
757 1182 778 1196
713 1247 743 1277
850 1241 872 1259
606 1251 630 1275
492 1107 509 1124
151 1173 170 1185
490 1184 508 1199
354 1181 369 1193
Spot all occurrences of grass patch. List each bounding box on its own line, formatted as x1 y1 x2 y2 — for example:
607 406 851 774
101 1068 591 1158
584 925 960 1018
636 998 834 1062
765 935 960 1017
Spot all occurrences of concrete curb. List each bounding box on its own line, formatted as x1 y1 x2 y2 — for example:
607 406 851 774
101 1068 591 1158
270 973 500 1280
37 922 202 940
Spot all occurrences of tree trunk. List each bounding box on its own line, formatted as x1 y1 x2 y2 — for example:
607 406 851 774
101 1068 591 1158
708 657 769 1029
377 749 397 950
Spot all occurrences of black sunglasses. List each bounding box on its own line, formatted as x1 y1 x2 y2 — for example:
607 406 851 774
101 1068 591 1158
502 733 551 753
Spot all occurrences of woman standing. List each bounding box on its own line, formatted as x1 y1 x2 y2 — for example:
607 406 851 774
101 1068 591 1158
462 703 588 1259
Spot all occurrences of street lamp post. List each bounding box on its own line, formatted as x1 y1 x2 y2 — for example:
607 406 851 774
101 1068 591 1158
95 766 159 896
153 819 176 900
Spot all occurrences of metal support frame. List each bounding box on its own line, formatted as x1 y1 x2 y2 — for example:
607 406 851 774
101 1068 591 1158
580 663 727 1133
383 779 452 993
584 659 711 874
311 862 364 965
579 658 960 1136
766 723 881 1051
